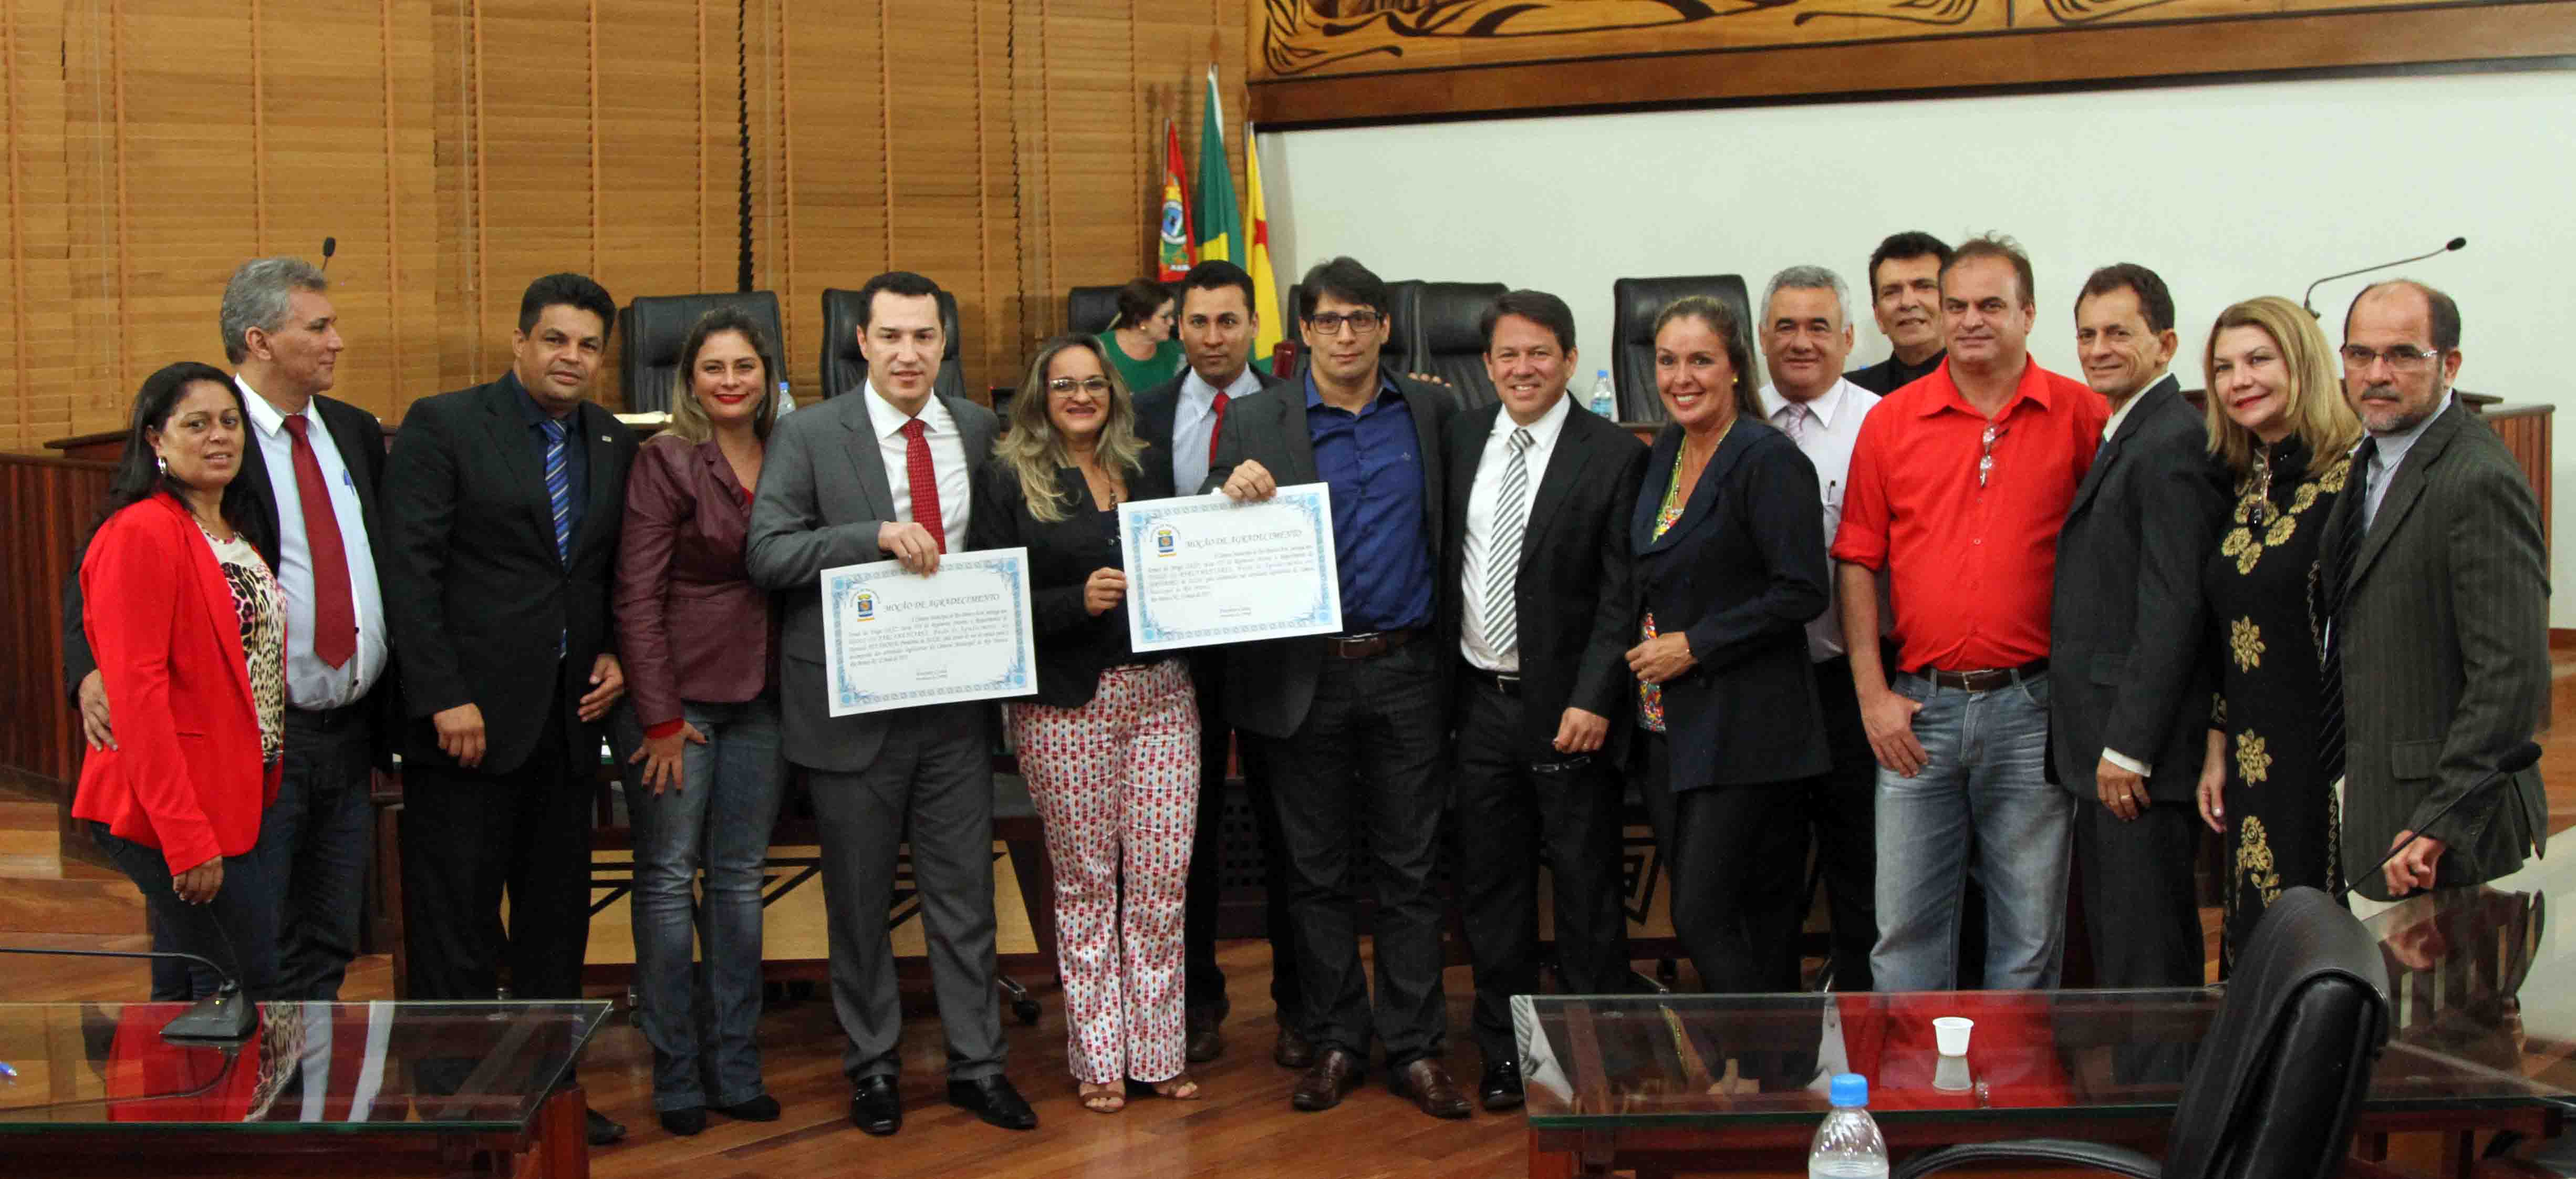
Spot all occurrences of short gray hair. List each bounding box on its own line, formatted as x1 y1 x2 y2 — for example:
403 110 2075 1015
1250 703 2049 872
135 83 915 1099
220 257 328 363
1761 265 1850 330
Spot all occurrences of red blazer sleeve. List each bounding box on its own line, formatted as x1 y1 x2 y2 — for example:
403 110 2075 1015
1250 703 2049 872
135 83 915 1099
80 504 222 874
615 439 693 731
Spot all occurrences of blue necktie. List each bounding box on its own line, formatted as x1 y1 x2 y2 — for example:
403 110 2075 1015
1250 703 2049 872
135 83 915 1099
542 418 572 563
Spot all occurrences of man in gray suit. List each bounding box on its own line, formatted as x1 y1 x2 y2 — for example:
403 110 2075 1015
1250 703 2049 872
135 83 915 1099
745 270 1035 1135
2323 280 2548 903
2048 264 2227 987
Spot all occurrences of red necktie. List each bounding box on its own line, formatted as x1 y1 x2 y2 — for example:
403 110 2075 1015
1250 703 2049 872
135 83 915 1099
1206 390 1230 464
900 418 946 553
282 414 357 668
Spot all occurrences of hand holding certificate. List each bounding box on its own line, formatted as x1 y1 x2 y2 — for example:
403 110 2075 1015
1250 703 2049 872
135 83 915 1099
1119 483 1342 654
818 547 1038 716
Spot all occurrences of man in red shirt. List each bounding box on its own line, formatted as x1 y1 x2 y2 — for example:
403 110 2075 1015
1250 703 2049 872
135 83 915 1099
1830 235 2108 991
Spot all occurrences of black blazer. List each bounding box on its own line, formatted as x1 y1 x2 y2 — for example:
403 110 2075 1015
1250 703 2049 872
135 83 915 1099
967 450 1178 708
1630 417 1830 790
1203 372 1460 739
2045 376 2228 802
1440 401 1648 761
378 373 638 776
62 389 397 757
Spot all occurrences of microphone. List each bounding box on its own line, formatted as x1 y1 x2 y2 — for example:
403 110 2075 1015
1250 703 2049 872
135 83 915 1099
2336 739 2541 901
1 940 259 1043
2303 236 2466 317
319 236 337 274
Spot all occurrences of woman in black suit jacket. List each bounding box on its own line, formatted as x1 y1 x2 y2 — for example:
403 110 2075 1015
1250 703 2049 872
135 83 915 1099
1625 296 1831 994
968 335 1200 1114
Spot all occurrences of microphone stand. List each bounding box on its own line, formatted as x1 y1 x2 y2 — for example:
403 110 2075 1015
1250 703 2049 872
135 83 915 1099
2302 237 2467 317
0 947 258 1043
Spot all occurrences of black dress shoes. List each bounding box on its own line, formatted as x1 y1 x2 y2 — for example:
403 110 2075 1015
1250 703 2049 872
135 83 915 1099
713 1093 782 1122
659 1107 707 1136
1391 1059 1472 1120
849 1075 902 1136
1273 1022 1317 1070
586 1108 629 1145
1185 1004 1227 1063
1289 1048 1364 1111
947 1075 1039 1131
1479 1060 1525 1111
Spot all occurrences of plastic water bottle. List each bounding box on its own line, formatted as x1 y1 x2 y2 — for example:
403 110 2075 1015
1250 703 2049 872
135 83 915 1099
1810 1073 1889 1178
1588 369 1616 419
773 380 797 417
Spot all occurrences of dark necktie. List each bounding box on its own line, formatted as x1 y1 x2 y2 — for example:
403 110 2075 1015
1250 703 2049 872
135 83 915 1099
281 414 357 669
901 418 946 552
541 418 572 563
1206 390 1231 464
2317 438 2376 790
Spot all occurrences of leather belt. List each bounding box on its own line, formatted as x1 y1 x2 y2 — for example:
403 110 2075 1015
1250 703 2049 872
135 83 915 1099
1324 628 1419 660
286 701 371 732
1464 667 1522 696
1919 658 2049 692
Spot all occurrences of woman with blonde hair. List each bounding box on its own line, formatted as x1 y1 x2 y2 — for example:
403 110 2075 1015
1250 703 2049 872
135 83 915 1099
968 335 1199 1112
612 306 787 1135
2193 295 2362 967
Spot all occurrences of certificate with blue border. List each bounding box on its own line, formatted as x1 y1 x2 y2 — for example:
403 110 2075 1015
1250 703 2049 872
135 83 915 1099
818 547 1036 716
1120 484 1342 654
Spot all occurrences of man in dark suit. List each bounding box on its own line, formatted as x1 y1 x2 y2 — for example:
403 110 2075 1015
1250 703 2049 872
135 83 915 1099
66 256 394 1005
1441 289 1644 1112
745 271 1035 1135
1206 256 1466 1118
380 272 637 1144
2323 281 2548 903
2048 264 2228 989
1844 232 1952 396
1134 258 1304 1068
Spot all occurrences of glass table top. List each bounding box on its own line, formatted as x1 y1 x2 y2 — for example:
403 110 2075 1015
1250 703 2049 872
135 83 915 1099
0 1001 610 1133
1519 847 2576 1130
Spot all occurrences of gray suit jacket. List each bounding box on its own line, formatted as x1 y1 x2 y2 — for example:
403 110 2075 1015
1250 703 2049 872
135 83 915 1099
745 389 1000 771
2321 401 2550 901
1202 373 1460 739
2046 376 2229 802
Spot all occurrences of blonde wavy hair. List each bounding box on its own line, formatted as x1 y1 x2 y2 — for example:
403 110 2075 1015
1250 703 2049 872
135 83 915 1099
995 335 1147 524
2200 295 2358 478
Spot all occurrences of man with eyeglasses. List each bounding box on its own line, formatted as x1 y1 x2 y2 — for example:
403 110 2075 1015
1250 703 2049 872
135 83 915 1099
1133 258 1303 1069
2320 280 2547 906
1831 234 2108 993
1204 255 1467 1119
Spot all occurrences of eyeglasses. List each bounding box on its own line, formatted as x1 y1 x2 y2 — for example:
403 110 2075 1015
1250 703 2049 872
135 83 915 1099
1304 310 1383 336
1978 422 2009 489
2339 344 2446 373
1046 376 1112 396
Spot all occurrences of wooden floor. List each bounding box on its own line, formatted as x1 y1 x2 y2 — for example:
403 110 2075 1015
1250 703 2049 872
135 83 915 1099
8 658 2575 1177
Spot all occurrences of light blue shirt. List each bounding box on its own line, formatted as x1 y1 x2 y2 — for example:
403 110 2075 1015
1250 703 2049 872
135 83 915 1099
1171 365 1263 497
2361 391 2454 531
240 378 389 709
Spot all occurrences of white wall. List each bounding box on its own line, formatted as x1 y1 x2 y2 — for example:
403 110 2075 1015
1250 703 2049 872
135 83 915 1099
1258 67 2576 622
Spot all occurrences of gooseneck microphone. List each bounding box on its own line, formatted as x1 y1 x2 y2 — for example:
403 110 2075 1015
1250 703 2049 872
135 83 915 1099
319 235 337 274
2336 739 2541 901
2302 236 2466 318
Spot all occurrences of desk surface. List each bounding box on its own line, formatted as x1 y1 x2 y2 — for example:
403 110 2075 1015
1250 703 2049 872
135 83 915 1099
0 1000 608 1134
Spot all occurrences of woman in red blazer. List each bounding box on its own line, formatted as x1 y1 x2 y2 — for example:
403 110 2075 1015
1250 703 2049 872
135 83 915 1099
75 361 287 1001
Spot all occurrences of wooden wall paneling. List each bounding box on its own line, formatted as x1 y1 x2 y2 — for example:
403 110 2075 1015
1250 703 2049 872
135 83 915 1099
595 0 742 409
2 0 77 453
463 0 605 401
772 0 891 399
884 1 1000 392
0 456 115 815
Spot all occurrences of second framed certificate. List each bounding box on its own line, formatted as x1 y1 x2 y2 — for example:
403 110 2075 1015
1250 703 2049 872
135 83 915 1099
1119 484 1343 654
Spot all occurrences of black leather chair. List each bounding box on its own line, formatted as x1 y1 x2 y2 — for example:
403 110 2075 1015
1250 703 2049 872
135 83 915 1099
819 286 964 402
1892 886 2392 1179
1280 278 1424 382
618 291 785 413
1405 281 1506 408
1608 274 1752 425
1066 285 1121 337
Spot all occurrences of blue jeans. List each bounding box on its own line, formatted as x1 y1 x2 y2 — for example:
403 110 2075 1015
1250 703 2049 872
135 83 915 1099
1869 670 2071 992
615 696 787 1112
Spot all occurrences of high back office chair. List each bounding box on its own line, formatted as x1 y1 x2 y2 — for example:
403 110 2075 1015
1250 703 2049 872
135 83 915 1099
1405 281 1508 408
618 291 785 413
819 286 964 402
1608 274 1752 426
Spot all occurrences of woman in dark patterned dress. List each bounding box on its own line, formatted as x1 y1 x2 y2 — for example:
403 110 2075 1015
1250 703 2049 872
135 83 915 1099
2193 296 2363 967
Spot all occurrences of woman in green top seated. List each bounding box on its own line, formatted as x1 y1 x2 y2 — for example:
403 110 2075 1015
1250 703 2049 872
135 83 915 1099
1096 277 1185 394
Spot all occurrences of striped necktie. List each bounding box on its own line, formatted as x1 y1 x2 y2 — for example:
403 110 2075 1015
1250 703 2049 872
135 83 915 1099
1481 428 1534 661
541 417 572 563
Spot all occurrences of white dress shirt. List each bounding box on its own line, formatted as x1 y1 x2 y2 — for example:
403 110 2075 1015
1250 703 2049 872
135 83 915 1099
1171 365 1264 494
2361 390 2454 531
1756 377 1881 664
1459 393 1572 674
865 382 973 544
239 377 388 710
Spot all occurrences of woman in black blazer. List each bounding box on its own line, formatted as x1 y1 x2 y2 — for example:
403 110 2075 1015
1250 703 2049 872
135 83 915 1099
1625 295 1831 994
968 335 1200 1114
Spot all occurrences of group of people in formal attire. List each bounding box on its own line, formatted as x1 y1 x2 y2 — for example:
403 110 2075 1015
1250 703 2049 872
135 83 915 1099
62 231 2547 1147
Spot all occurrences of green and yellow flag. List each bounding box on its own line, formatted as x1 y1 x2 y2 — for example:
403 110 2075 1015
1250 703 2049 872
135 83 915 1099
1192 66 1240 265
